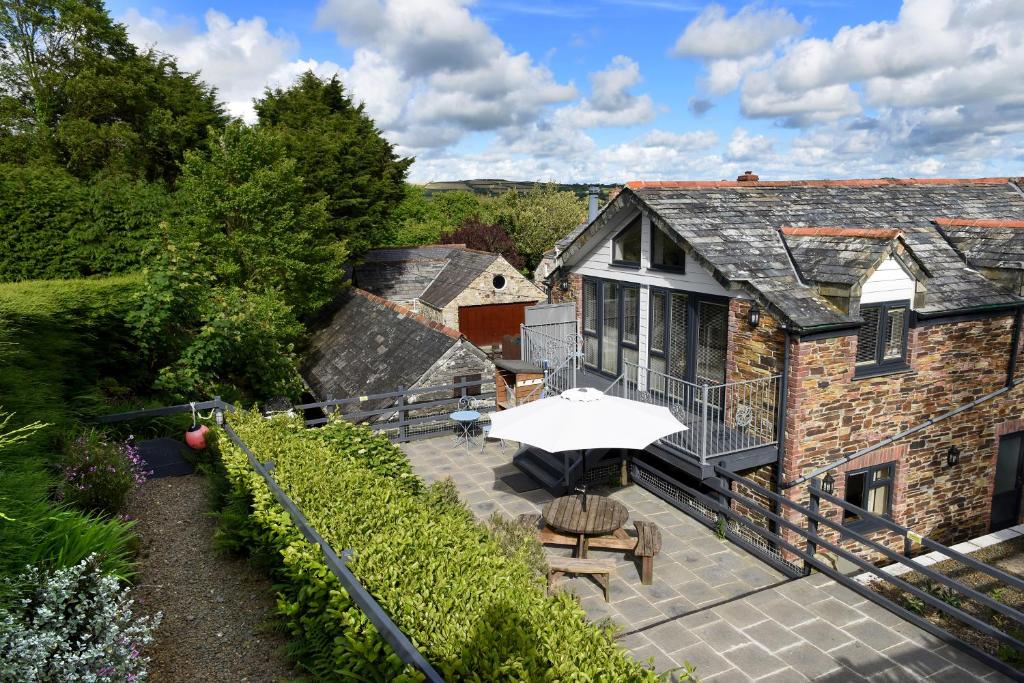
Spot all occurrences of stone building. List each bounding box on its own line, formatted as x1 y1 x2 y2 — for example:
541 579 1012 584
545 173 1024 560
354 245 544 353
302 288 493 415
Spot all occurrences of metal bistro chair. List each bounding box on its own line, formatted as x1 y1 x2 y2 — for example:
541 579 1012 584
481 424 506 453
459 396 505 453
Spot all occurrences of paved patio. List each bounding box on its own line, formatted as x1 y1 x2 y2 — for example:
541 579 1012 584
401 438 1007 681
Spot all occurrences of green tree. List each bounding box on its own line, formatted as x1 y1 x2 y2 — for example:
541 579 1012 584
255 72 410 254
0 0 224 183
385 185 494 246
493 184 587 271
0 163 173 281
131 123 346 400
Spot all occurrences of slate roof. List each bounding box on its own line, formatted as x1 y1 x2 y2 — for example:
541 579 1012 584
419 249 499 308
354 246 457 302
562 178 1024 332
302 288 460 409
935 219 1024 271
780 227 902 287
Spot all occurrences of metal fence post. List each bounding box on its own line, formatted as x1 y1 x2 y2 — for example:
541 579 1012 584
700 383 710 465
396 386 406 443
806 478 821 576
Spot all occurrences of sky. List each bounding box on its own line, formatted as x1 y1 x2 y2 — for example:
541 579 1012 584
105 0 1024 184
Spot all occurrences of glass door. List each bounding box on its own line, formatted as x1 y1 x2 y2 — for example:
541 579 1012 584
601 283 619 374
694 300 728 416
992 433 1024 531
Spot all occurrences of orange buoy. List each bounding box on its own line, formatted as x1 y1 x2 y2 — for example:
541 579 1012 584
185 424 209 450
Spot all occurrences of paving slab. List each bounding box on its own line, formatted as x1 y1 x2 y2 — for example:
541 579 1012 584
400 438 1000 681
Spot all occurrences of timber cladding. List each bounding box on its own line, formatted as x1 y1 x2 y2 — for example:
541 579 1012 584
776 312 1024 558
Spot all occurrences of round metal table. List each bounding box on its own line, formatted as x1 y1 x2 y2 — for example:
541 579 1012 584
542 494 629 558
450 409 481 450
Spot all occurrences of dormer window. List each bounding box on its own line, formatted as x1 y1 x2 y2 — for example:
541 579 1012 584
651 225 685 271
855 300 909 377
612 216 641 267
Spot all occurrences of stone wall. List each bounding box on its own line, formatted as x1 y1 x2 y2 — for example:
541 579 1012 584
407 341 495 415
438 256 545 330
781 312 1024 559
550 272 583 324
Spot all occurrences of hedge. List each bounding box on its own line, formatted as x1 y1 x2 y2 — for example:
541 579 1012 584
215 411 664 681
0 275 147 598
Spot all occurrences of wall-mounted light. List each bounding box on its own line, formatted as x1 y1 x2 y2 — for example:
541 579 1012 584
821 472 835 495
947 445 961 468
559 279 571 292
748 303 761 328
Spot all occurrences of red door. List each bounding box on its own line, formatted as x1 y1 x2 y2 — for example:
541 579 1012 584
458 302 532 348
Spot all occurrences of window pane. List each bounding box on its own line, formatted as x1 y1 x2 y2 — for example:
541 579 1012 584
844 471 866 521
584 335 598 367
668 293 688 378
583 280 597 333
649 356 667 394
884 307 906 360
856 307 880 364
602 284 618 373
867 482 891 515
872 464 893 482
696 302 728 387
650 291 666 353
622 287 639 345
653 227 685 268
622 346 638 369
614 218 641 263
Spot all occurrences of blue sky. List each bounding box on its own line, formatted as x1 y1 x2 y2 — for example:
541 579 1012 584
108 0 1023 183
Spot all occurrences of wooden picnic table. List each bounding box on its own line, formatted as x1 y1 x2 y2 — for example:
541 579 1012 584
542 494 629 558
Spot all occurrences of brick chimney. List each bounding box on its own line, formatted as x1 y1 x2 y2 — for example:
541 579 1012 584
737 170 759 182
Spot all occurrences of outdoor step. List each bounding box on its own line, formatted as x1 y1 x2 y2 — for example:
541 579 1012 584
513 452 566 495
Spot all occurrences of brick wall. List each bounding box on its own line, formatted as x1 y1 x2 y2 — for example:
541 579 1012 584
781 313 1024 559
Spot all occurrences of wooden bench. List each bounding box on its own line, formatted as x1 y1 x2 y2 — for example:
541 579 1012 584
520 513 663 584
633 520 662 585
547 557 616 602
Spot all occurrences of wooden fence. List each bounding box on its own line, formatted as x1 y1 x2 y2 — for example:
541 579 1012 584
294 377 495 443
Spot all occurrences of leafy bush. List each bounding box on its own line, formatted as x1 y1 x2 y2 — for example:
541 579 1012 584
59 431 151 517
486 512 548 580
214 411 662 681
0 555 160 682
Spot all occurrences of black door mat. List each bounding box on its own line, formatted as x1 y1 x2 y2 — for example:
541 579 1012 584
500 472 540 493
138 438 195 478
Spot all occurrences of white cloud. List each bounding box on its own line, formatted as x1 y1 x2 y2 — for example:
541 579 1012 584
671 3 805 103
553 56 656 129
736 0 1024 134
124 9 342 121
672 3 806 60
725 127 774 161
317 0 576 152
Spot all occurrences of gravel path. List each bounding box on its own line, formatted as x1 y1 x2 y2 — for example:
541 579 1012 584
125 474 297 682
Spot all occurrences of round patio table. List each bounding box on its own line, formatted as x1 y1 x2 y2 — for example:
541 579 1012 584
542 494 629 558
450 409 481 450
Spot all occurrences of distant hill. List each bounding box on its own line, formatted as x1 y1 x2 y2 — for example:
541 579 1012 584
420 179 619 199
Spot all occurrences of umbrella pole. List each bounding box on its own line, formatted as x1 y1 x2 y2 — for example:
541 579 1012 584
581 449 587 511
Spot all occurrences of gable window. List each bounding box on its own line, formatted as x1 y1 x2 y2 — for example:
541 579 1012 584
855 300 909 377
651 226 685 271
844 462 895 528
612 216 641 267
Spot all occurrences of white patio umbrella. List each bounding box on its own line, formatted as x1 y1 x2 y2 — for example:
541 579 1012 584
488 387 687 504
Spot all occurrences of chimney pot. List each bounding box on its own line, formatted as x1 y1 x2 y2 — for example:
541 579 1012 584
587 185 600 222
737 171 759 182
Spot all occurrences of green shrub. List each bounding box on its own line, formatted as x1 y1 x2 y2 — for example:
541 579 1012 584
59 430 151 516
215 411 662 681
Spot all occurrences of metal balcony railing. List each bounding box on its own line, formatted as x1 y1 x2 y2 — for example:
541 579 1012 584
611 362 781 464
